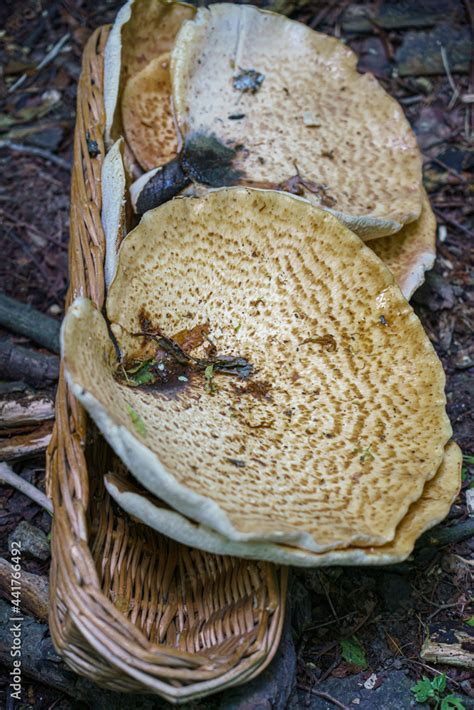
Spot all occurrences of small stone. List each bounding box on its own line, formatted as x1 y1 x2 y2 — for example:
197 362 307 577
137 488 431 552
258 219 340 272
342 0 464 34
26 127 64 151
9 521 50 560
454 348 474 370
396 23 470 76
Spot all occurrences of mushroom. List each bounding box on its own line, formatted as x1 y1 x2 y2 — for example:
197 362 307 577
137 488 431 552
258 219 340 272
370 189 436 300
61 189 451 553
104 0 195 147
170 3 423 239
122 53 179 171
104 441 461 566
101 138 127 288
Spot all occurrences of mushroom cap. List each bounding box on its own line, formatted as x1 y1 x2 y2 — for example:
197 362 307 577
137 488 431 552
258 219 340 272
171 3 423 239
101 138 127 289
370 189 436 300
122 53 179 171
104 0 195 145
62 188 451 553
105 441 461 566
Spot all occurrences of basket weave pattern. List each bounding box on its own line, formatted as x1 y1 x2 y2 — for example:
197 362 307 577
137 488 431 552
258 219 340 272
46 27 287 701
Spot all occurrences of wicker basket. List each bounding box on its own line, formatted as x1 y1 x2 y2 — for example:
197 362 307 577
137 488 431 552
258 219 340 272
46 26 288 704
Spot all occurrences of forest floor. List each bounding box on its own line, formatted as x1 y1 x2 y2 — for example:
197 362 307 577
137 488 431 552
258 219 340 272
0 1 473 709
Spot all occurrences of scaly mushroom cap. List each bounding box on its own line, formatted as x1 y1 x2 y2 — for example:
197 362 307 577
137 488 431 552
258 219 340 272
105 441 462 566
370 189 436 300
122 53 178 171
104 0 195 145
171 3 423 239
62 189 451 553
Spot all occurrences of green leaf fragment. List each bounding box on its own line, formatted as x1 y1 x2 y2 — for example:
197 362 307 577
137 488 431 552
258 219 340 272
410 677 435 702
410 674 464 708
204 364 217 394
358 446 374 463
126 404 146 437
465 616 474 626
340 636 367 669
432 674 447 693
124 359 157 386
441 696 466 710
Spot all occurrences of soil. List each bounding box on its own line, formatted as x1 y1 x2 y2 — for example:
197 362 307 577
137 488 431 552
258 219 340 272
0 1 473 709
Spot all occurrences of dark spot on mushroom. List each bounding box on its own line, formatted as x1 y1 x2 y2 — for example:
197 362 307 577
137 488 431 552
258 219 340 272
135 159 190 215
181 133 244 187
232 68 265 94
226 458 247 468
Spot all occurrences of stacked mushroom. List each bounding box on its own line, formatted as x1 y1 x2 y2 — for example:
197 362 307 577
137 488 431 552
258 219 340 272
61 0 461 568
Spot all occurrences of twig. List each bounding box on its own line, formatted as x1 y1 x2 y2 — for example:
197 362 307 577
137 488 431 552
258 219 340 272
5 229 51 284
0 462 53 514
8 33 71 93
0 208 68 251
440 45 460 110
426 156 465 180
318 571 340 621
427 602 462 621
432 208 474 238
0 140 70 171
310 0 339 29
305 612 353 633
462 0 474 137
407 658 461 688
298 686 350 710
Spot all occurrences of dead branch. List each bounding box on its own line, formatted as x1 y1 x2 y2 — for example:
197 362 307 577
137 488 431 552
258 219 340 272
418 519 474 548
0 338 59 386
0 392 54 428
0 557 49 621
421 622 474 670
0 292 61 353
0 422 52 461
